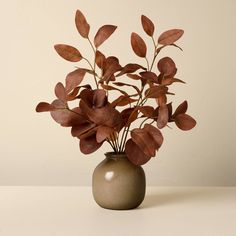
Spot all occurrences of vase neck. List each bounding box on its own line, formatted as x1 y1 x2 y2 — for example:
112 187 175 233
105 152 126 159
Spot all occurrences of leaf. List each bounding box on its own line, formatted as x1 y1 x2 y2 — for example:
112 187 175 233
80 133 103 154
140 71 159 83
125 109 139 126
71 122 96 138
95 50 106 69
125 139 151 165
66 84 91 101
174 113 196 131
158 29 184 45
157 57 177 76
143 124 164 149
161 78 185 86
112 82 141 96
50 100 83 127
136 106 154 118
96 126 114 143
117 63 146 77
75 9 90 38
131 32 147 58
65 69 87 93
55 82 66 101
131 128 155 157
141 15 155 36
127 73 143 80
54 44 82 62
145 86 168 98
157 94 167 106
157 104 169 129
94 25 117 48
93 89 107 108
100 84 127 96
111 95 137 107
172 101 188 118
36 102 55 112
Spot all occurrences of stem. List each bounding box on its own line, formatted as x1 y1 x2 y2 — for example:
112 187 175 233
145 57 150 71
139 117 149 128
87 37 96 54
106 139 116 152
83 57 98 89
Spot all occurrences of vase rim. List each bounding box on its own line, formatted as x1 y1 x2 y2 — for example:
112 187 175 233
105 152 126 158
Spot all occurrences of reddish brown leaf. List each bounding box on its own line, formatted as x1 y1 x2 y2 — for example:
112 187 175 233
66 85 91 101
173 101 188 118
94 25 117 48
100 84 127 96
158 29 184 45
55 82 66 101
175 113 196 131
157 94 167 106
131 128 155 157
136 106 154 118
93 89 107 108
145 86 168 98
65 69 87 93
125 139 151 165
111 95 137 107
131 32 147 58
96 126 114 143
71 122 96 138
125 109 139 126
117 63 146 77
157 104 169 129
113 82 141 96
80 133 103 154
50 100 83 127
143 124 164 149
141 15 155 36
36 102 55 112
95 50 106 69
140 71 159 83
161 78 185 86
157 57 177 76
75 9 90 38
54 44 82 62
127 73 143 80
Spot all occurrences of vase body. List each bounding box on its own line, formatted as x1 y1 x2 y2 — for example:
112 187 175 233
92 152 146 210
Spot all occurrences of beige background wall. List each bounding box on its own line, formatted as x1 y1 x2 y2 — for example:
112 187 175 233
0 0 235 186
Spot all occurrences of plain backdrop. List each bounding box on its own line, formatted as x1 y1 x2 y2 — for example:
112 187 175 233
0 0 235 186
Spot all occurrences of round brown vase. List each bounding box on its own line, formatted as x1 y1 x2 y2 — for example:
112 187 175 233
92 152 146 210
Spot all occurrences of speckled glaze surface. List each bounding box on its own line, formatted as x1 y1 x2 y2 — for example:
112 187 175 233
92 152 146 210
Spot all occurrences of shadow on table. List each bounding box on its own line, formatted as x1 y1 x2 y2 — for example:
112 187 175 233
140 188 220 209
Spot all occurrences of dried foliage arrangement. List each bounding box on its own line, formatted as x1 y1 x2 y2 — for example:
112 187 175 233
36 9 196 165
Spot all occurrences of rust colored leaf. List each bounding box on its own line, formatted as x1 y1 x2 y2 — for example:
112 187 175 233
172 101 188 118
127 73 143 80
117 63 146 77
75 9 90 38
100 84 127 96
145 86 168 98
125 109 139 126
94 25 117 48
111 95 137 107
66 84 91 101
93 89 107 108
131 128 155 157
158 29 184 45
141 15 155 36
140 71 159 83
71 122 96 138
125 139 151 165
157 104 169 129
80 133 103 154
95 50 106 69
131 32 147 58
157 57 177 76
175 113 196 131
36 102 55 112
157 94 167 106
55 82 66 101
161 78 185 86
65 69 87 93
96 126 114 143
143 124 164 149
113 82 141 96
137 106 154 118
54 44 82 62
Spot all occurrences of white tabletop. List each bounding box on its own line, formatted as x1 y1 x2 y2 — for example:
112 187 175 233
0 187 235 236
